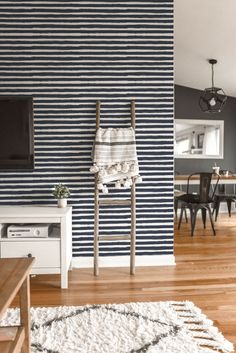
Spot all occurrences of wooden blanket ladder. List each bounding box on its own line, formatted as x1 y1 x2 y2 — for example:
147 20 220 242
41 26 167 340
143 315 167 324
94 100 137 276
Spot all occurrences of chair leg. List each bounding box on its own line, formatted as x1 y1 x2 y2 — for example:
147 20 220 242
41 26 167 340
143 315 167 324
174 198 178 219
226 199 232 217
201 208 206 228
190 207 197 237
212 203 215 215
184 208 188 223
214 200 220 221
178 206 184 230
175 200 188 223
206 205 216 235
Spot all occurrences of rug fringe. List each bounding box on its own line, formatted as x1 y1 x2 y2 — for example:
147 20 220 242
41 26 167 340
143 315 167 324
170 301 234 353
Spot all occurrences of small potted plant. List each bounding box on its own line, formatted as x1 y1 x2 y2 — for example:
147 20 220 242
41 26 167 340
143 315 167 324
52 183 70 208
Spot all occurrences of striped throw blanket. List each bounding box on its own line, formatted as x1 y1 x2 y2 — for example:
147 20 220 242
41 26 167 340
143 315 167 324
90 127 142 193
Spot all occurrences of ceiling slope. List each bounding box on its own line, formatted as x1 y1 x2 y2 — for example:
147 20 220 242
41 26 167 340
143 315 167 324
175 0 236 97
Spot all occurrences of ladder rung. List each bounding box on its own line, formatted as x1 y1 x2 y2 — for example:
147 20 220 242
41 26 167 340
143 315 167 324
98 235 131 241
99 198 131 205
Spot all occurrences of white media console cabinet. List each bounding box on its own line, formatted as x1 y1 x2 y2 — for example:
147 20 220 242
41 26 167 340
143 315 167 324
0 206 72 288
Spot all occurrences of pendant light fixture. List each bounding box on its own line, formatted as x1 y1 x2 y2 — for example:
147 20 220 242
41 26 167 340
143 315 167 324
199 59 227 113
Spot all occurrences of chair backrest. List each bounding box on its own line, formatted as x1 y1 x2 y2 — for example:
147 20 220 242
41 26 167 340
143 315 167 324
217 170 233 194
218 184 225 194
174 170 183 192
187 172 220 202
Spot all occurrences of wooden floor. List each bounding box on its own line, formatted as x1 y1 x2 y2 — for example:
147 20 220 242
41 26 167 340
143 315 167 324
15 213 236 350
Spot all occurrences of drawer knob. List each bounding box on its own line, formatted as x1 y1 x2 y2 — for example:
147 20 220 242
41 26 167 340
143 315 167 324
27 253 32 258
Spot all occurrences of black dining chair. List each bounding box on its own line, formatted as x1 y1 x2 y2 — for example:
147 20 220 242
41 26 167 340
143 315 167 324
174 171 188 222
212 171 236 221
177 172 220 236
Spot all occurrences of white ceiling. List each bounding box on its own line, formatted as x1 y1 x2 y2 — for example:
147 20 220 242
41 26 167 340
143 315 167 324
174 0 236 97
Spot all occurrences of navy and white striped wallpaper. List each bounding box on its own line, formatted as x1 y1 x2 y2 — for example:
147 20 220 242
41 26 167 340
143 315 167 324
0 0 174 262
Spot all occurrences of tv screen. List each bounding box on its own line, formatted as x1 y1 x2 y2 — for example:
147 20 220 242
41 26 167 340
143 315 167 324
0 96 34 170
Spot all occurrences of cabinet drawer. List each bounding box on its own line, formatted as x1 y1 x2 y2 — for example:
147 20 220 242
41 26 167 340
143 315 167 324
1 241 60 268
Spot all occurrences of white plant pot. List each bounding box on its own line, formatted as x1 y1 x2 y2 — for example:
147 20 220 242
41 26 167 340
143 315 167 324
57 198 67 208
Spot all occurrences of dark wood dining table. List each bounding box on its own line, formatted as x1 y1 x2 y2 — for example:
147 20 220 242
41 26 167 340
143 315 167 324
175 174 236 185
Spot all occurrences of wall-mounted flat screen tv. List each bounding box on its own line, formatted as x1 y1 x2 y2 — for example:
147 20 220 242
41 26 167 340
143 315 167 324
0 96 34 170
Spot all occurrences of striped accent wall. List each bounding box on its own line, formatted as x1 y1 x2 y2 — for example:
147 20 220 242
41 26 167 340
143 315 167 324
0 0 174 265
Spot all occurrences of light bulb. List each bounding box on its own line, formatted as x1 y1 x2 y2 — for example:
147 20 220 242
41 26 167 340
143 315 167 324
209 97 216 106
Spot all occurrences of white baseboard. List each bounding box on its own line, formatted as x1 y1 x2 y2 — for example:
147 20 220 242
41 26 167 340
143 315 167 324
72 254 175 268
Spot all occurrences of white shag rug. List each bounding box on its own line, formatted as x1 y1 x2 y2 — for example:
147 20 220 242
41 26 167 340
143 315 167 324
0 301 234 353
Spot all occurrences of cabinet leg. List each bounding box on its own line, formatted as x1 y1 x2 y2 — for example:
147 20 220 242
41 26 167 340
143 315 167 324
61 271 68 289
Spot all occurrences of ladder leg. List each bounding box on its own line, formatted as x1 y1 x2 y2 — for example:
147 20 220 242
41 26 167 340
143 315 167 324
94 178 99 276
130 179 136 275
130 100 136 275
94 101 100 276
130 100 136 129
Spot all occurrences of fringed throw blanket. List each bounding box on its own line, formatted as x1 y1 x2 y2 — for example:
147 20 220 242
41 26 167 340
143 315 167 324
90 127 142 193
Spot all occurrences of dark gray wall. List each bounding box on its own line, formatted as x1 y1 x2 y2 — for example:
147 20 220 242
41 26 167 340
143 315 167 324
175 85 236 174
